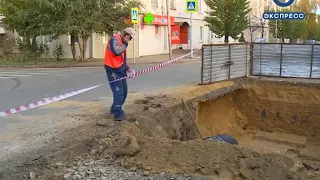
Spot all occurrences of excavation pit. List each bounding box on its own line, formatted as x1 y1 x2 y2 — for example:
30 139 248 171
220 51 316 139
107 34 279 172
121 78 320 179
196 79 320 160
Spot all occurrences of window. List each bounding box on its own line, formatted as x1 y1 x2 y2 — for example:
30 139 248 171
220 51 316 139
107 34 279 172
68 34 78 44
170 0 176 9
209 30 213 42
200 26 203 41
42 35 52 44
103 32 108 44
151 0 158 6
198 0 202 13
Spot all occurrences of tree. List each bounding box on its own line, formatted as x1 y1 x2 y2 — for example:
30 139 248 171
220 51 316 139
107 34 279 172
309 21 320 41
268 8 308 43
296 0 319 40
204 0 251 43
268 18 285 42
0 0 144 60
0 0 66 51
63 0 144 60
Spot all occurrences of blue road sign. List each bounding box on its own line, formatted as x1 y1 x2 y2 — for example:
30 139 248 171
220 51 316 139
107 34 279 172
131 8 138 24
186 0 197 12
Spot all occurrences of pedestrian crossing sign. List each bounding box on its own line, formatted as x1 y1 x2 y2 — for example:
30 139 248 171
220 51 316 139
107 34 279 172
131 8 139 24
186 0 198 12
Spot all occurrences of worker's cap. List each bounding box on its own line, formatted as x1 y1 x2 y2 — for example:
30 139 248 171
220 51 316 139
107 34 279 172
123 27 135 38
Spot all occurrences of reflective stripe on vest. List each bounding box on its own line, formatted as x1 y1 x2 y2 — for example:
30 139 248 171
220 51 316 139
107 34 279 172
104 34 125 68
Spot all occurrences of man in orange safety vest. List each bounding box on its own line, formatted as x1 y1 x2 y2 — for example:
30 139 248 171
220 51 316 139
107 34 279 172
104 27 135 121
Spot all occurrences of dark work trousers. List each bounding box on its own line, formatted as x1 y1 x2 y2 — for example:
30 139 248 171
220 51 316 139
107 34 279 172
104 64 128 119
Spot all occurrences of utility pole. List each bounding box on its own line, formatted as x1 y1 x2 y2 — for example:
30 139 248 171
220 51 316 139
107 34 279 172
275 5 278 43
248 15 253 42
166 0 172 59
261 21 264 38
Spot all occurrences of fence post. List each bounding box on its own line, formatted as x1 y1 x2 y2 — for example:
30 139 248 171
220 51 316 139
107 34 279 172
209 44 213 83
310 44 314 78
250 43 254 75
259 43 262 76
280 43 283 76
245 43 248 77
228 44 231 79
201 46 204 84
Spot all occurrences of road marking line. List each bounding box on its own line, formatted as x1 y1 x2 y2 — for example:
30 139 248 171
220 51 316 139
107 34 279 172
0 77 11 79
0 72 47 75
0 74 32 77
0 111 6 116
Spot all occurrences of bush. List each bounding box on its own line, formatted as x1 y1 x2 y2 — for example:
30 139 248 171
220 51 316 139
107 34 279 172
53 43 64 61
15 38 50 61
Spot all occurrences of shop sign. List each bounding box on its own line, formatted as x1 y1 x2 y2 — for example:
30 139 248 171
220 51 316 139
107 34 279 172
171 26 180 44
143 14 174 25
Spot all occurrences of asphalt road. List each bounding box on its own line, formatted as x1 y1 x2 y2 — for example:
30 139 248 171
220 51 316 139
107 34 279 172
0 63 201 131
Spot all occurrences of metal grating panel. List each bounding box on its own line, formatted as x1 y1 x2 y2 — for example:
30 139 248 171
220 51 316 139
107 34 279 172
312 45 320 78
252 44 281 76
230 44 249 79
251 43 320 79
201 43 249 84
281 44 312 78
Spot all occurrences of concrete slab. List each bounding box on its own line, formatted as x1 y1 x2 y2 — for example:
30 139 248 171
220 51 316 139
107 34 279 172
254 131 307 148
300 144 320 161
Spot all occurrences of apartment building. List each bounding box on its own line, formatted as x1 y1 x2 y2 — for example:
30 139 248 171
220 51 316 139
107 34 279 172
243 0 275 42
125 0 238 58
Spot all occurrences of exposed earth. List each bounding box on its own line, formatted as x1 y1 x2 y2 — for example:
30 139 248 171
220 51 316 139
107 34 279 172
1 77 320 180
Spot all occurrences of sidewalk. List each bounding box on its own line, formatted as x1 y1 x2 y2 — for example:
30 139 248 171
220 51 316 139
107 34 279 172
0 50 202 68
74 50 201 67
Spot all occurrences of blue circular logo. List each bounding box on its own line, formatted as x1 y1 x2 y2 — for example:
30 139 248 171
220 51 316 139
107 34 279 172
273 0 295 7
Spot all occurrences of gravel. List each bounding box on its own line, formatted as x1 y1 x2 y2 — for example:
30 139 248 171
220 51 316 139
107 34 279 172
63 159 210 180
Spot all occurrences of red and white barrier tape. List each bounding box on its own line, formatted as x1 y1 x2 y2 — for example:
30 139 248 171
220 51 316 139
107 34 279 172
110 49 199 83
0 50 199 117
0 84 102 117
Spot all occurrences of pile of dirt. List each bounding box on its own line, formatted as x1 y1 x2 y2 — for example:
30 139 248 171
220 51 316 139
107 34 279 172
121 137 318 180
2 78 320 180
109 78 320 180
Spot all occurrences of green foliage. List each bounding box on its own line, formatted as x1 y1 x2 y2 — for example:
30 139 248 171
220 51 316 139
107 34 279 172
0 0 144 60
13 37 49 61
268 8 309 43
309 22 320 41
238 32 245 42
53 43 64 61
0 0 65 38
204 0 251 43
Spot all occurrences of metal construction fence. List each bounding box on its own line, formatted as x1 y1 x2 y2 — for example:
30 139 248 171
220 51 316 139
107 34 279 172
201 43 250 84
252 43 320 78
200 42 320 84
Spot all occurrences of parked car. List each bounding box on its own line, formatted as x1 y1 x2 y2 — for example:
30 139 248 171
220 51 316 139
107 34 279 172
253 38 283 53
304 40 317 44
253 38 267 43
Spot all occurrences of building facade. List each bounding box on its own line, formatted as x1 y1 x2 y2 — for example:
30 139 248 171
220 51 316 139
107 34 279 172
45 0 237 59
243 0 273 43
125 0 236 58
3 0 275 59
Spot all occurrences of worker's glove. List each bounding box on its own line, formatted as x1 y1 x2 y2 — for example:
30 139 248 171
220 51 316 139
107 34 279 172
126 67 136 78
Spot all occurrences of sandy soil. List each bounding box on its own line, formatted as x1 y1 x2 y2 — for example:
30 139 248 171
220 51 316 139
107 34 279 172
1 77 320 180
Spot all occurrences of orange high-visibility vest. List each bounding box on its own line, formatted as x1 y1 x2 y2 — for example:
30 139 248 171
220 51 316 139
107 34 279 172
104 34 126 68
